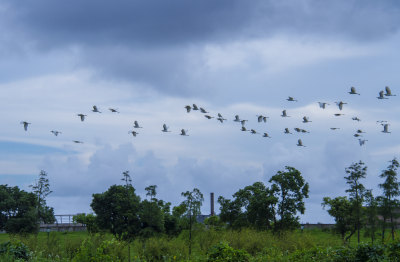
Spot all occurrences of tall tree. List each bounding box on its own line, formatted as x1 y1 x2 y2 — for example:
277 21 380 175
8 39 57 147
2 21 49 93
145 185 157 201
379 158 400 241
121 170 132 186
364 190 379 244
91 184 141 240
269 166 309 231
322 196 355 243
29 170 55 224
181 188 203 257
344 161 367 244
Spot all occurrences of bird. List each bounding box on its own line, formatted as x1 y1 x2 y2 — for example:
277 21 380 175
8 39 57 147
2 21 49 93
257 115 269 123
294 128 301 133
382 124 391 133
302 116 312 123
318 102 329 109
233 115 241 122
128 130 138 137
180 129 189 136
377 120 388 124
241 126 250 132
50 130 62 136
262 116 268 123
204 115 214 119
133 121 142 128
300 129 309 133
192 104 199 110
353 134 362 137
20 121 30 131
287 96 298 102
330 127 340 130
334 113 345 116
284 128 292 134
349 86 360 95
297 139 305 147
335 101 347 110
356 129 366 134
162 124 171 132
92 105 101 113
281 110 290 117
250 129 257 134
358 139 368 146
385 86 396 96
377 90 388 99
240 119 248 126
109 108 119 113
73 140 83 144
77 114 87 121
200 107 208 113
217 113 226 123
262 132 271 138
184 105 191 113
352 117 361 122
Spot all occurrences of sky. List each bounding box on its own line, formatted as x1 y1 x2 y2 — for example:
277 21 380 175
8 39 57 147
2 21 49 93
1 0 400 223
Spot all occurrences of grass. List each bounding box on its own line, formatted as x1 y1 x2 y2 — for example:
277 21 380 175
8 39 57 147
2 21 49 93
1 228 400 261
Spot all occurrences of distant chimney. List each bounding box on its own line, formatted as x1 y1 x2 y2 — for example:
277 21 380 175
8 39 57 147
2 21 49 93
210 192 215 216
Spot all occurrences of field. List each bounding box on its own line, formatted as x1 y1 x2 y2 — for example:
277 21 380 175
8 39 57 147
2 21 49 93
1 227 400 261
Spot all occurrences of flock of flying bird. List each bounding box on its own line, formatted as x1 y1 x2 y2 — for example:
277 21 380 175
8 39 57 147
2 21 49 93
19 86 395 147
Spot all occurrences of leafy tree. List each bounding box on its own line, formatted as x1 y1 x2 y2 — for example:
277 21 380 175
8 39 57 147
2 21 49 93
181 188 204 257
73 213 99 234
121 170 132 186
345 161 367 244
29 170 55 224
269 166 309 231
91 185 141 240
0 185 39 234
364 190 379 244
322 196 355 243
145 185 157 201
378 158 400 241
218 196 247 229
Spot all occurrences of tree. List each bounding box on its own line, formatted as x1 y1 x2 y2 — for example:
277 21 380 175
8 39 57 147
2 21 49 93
72 213 99 234
0 185 39 234
29 170 55 224
344 161 367 244
121 170 132 186
181 188 204 257
139 185 165 237
378 158 400 241
91 185 141 240
364 190 379 244
322 196 355 244
145 185 157 201
269 166 309 231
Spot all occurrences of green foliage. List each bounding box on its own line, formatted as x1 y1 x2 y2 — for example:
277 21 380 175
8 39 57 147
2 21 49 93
0 184 39 234
269 166 309 231
73 237 126 262
91 184 141 240
73 213 99 234
29 170 55 224
139 200 165 237
207 241 250 262
0 240 31 260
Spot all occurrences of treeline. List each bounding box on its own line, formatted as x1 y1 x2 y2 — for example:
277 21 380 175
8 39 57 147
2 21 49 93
323 158 400 244
0 171 55 234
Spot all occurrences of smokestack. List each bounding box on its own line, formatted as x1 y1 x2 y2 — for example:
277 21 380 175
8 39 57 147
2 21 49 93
210 192 215 216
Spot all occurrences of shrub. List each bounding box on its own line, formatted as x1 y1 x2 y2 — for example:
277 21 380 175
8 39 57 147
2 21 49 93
73 237 126 262
207 241 250 262
0 240 31 260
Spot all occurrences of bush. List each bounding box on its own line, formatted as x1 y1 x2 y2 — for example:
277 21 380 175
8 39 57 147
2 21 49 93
354 243 385 262
0 240 31 260
207 241 250 262
73 236 126 262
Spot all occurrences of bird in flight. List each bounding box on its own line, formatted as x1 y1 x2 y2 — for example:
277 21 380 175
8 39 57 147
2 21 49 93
129 130 138 137
77 114 87 122
73 140 83 144
382 124 391 133
217 113 226 123
184 105 191 113
51 130 62 136
358 139 368 146
192 104 199 110
240 119 248 126
284 128 292 134
302 116 312 123
241 126 250 132
377 90 388 99
204 115 214 119
162 124 171 132
334 113 345 117
281 110 290 117
233 115 241 122
385 86 396 97
318 102 329 109
200 107 208 113
180 129 189 136
257 115 268 123
297 139 305 147
349 86 360 95
352 117 361 122
92 105 101 113
262 132 271 138
287 96 298 102
133 121 142 128
330 127 340 130
250 129 257 134
335 101 347 111
20 121 30 131
109 108 119 113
